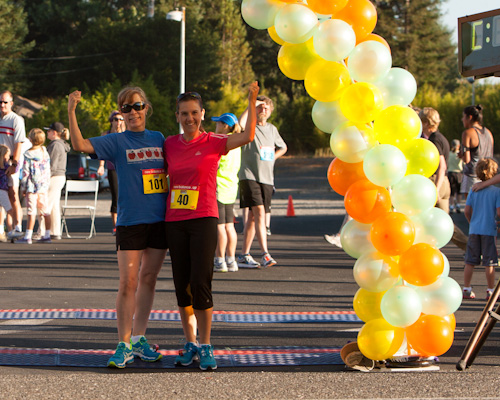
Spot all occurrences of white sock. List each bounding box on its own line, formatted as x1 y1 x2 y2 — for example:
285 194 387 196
25 230 33 239
44 229 51 239
463 286 472 291
0 226 4 234
15 225 22 232
487 288 494 292
215 257 224 264
226 256 235 264
131 335 144 344
120 341 132 350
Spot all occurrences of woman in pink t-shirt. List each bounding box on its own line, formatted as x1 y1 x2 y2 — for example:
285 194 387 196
164 82 259 370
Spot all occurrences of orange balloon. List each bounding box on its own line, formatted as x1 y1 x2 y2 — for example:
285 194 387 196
370 212 415 256
333 0 377 42
327 158 366 196
443 313 456 331
344 179 392 224
399 243 444 286
406 314 454 356
307 0 348 15
358 33 391 53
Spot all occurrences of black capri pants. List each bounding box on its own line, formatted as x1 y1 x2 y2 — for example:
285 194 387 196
166 217 218 310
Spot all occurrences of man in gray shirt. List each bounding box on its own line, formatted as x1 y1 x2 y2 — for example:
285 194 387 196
237 95 287 268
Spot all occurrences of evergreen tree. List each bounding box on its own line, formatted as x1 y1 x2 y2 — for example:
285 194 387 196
374 0 458 91
0 0 34 91
213 0 254 88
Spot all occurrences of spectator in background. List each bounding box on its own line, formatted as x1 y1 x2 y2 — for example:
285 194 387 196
463 158 500 301
448 139 463 213
212 112 241 273
17 128 52 244
0 90 26 240
98 110 125 236
237 95 287 269
41 122 70 240
460 104 494 200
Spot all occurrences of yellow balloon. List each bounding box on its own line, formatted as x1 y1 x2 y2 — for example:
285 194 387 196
402 138 440 177
304 59 351 102
268 25 285 45
277 39 321 80
353 288 385 322
373 105 422 147
357 318 405 361
339 82 384 124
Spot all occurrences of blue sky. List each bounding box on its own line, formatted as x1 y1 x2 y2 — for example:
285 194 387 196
440 0 500 40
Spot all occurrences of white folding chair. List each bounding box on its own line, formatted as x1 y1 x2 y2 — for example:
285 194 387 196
61 180 99 239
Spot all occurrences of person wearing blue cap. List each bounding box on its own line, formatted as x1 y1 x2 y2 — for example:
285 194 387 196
211 113 241 273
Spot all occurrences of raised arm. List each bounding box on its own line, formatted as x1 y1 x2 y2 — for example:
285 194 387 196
68 91 95 154
226 81 259 152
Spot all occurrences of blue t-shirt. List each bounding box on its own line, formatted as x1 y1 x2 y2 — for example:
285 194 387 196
90 129 167 226
466 186 500 236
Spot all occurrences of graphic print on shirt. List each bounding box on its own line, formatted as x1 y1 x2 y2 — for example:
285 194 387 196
126 147 163 162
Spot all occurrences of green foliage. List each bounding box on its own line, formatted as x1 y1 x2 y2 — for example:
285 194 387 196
413 82 500 153
374 0 458 91
0 0 34 91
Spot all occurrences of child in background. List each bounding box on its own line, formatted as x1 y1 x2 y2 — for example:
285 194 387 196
463 158 500 300
18 128 52 244
212 113 241 273
448 139 463 213
0 144 13 242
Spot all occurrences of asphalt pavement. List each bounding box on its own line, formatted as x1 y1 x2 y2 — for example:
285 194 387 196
0 157 499 400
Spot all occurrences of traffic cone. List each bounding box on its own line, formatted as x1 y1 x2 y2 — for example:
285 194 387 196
286 195 296 217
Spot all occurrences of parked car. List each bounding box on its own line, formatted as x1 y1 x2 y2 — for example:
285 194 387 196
66 152 109 191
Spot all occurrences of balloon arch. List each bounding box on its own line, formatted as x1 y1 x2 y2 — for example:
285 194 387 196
242 0 462 361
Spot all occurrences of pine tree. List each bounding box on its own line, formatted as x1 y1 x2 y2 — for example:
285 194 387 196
0 0 34 90
373 0 458 91
215 0 254 88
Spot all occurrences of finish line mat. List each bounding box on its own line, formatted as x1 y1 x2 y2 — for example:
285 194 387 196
0 346 343 368
0 309 361 323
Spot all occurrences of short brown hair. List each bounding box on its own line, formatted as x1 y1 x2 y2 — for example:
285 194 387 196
476 158 498 181
28 128 46 146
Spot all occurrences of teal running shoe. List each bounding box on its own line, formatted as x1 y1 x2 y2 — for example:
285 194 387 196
198 344 217 371
107 342 134 368
175 342 199 366
131 336 162 362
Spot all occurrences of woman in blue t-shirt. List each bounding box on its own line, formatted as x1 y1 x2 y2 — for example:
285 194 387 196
68 88 168 368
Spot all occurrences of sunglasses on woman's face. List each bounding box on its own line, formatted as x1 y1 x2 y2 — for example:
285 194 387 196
113 117 124 122
121 102 146 113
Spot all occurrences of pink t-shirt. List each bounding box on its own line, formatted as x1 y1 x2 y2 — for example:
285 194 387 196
164 131 228 222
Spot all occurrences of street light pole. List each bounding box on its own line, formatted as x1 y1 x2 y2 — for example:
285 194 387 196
167 7 186 133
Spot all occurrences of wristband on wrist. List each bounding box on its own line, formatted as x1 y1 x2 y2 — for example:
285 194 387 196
11 160 18 167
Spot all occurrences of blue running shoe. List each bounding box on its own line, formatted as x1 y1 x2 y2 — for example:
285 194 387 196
175 342 199 366
132 336 162 362
198 344 217 371
107 342 134 368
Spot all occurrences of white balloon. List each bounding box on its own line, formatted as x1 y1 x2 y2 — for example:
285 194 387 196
363 144 407 188
340 219 376 259
313 19 356 62
275 3 319 44
375 67 418 107
312 100 348 133
410 207 454 248
347 41 392 83
417 276 463 316
241 0 285 30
